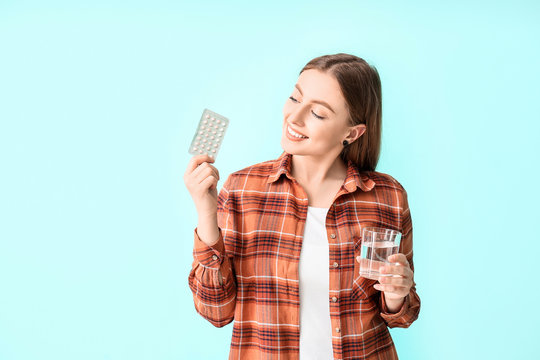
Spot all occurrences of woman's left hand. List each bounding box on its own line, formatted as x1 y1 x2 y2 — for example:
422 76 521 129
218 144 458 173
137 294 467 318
372 253 414 302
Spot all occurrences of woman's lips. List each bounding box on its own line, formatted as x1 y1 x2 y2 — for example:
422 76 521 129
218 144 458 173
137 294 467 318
285 125 308 142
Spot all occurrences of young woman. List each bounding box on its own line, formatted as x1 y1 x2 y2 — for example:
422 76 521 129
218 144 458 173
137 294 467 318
184 53 420 360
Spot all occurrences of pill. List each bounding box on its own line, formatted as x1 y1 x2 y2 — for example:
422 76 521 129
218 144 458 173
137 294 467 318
189 109 228 159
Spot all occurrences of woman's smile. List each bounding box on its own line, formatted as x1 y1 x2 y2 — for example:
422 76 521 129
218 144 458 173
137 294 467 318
285 124 309 141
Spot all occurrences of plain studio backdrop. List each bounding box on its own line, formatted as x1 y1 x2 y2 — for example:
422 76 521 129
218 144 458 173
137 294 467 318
1 1 539 359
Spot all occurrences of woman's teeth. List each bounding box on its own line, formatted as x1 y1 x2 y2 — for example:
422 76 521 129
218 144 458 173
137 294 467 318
288 126 308 139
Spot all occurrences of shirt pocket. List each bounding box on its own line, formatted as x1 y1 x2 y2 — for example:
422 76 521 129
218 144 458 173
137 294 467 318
351 235 379 300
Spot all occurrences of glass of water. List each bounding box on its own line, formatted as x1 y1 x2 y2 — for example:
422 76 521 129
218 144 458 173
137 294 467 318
358 227 402 280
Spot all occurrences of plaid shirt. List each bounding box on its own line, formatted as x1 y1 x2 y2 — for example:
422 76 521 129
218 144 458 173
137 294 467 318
189 151 420 359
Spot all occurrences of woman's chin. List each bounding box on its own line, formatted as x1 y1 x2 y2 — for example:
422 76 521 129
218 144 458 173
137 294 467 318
280 138 297 154
281 141 305 156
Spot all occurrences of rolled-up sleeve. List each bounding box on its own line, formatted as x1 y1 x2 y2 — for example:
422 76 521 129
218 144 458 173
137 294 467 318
379 188 421 328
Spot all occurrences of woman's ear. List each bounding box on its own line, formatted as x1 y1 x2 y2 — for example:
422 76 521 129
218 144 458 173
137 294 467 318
346 124 367 143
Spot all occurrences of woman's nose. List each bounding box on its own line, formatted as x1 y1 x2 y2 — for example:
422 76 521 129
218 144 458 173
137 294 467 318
288 107 307 126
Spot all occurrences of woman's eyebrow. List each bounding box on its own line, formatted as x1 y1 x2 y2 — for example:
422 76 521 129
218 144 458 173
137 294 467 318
295 83 336 114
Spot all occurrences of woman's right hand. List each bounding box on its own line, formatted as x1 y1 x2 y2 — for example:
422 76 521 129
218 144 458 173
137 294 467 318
184 155 221 219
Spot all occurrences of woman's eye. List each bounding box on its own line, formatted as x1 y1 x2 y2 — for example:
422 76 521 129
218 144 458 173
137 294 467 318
311 111 324 119
289 96 325 120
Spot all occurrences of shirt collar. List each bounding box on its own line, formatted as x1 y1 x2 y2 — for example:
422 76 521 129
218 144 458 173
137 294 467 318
266 151 376 192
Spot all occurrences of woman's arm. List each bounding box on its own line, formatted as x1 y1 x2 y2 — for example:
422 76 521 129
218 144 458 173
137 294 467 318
378 188 421 328
188 175 237 327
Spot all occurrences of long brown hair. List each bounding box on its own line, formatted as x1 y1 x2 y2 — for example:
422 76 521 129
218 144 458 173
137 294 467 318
299 53 382 172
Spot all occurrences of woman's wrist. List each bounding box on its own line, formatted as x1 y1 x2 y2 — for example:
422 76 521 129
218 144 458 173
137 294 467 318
383 295 405 313
197 214 219 246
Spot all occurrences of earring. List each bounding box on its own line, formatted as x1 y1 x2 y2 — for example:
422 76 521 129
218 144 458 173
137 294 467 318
343 140 349 146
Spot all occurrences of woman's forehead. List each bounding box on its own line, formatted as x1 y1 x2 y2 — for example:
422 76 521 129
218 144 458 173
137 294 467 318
297 69 345 112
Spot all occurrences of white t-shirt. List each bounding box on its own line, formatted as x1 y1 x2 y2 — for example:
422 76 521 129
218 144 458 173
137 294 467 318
299 206 333 360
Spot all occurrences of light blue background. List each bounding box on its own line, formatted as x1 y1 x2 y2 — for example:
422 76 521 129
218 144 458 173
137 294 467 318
1 1 539 359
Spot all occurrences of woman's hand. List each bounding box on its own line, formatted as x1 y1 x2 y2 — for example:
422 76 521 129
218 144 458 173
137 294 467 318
373 254 414 311
183 154 220 219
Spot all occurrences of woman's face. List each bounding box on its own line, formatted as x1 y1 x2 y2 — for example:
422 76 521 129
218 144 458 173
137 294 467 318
281 69 365 157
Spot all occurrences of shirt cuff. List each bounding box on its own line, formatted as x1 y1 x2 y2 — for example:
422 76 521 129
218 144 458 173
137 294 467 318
193 227 225 269
380 293 410 320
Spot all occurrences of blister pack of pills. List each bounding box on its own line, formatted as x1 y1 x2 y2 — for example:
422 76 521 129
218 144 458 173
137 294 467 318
188 108 229 159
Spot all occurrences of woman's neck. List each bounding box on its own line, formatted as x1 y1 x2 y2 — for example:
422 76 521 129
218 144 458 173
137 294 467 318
290 154 347 186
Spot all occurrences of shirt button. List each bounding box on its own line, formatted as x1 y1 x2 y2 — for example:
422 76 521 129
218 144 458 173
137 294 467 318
212 255 218 261
335 327 341 333
332 296 338 302
333 262 339 268
330 233 336 239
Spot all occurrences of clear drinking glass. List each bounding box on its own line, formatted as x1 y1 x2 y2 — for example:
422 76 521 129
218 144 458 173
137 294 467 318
358 227 402 280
